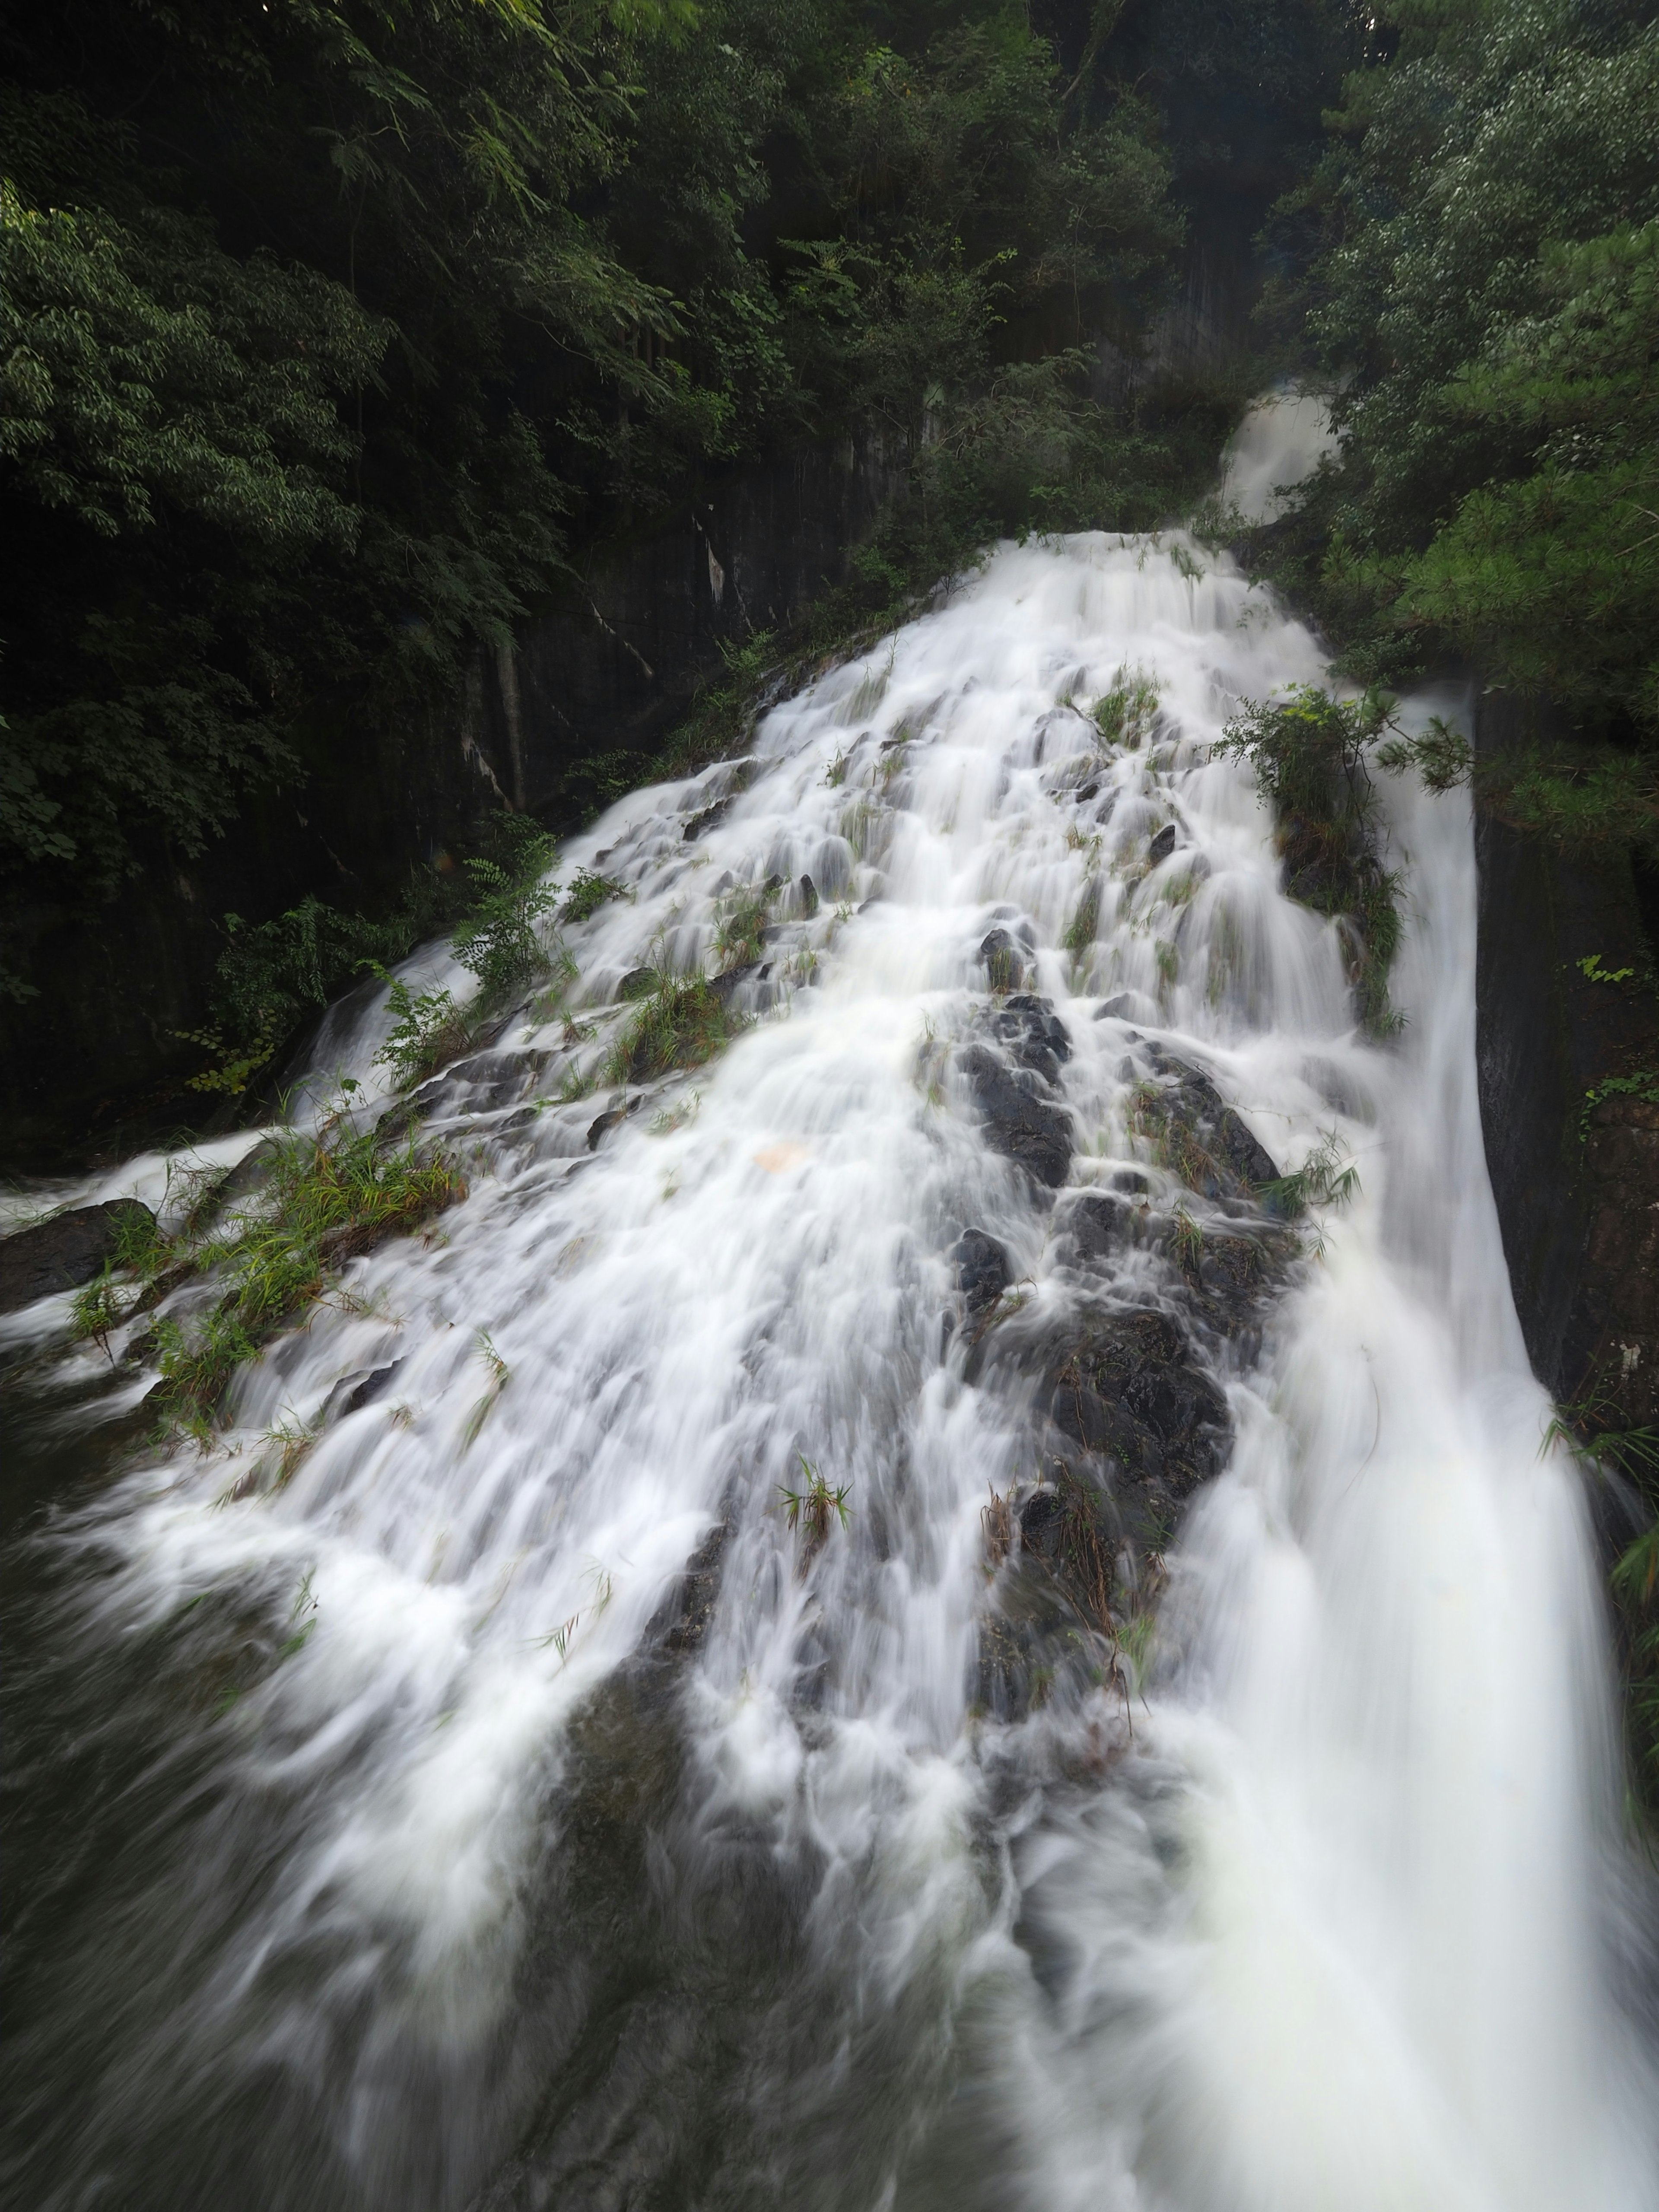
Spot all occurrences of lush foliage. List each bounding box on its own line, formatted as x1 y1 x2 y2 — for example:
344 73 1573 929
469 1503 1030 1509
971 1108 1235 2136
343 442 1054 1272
75 1107 464 1442
3 0 1365 1032
1264 0 1659 832
1215 686 1405 1031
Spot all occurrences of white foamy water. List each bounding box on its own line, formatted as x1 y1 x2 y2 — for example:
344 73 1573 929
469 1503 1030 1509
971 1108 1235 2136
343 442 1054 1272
4 403 1653 2211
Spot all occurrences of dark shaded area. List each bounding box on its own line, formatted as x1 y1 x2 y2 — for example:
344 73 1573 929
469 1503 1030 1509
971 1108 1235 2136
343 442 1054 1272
1473 689 1659 1423
0 1199 153 1315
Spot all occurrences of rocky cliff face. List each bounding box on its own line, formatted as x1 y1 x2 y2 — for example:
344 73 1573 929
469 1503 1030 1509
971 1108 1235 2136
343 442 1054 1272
1474 689 1659 1431
0 435 902 1164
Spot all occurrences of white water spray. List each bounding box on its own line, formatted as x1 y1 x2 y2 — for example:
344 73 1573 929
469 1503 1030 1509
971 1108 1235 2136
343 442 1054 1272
5 401 1653 2212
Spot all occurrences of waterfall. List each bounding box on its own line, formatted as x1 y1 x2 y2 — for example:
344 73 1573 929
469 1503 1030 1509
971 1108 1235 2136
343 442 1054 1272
3 403 1654 2212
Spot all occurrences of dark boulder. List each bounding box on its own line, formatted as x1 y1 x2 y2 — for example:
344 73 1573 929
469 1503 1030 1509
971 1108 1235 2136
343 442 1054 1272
1131 1042 1281 1200
959 1045 1073 1189
205 1135 284 1220
710 960 770 1004
951 1228 1011 1314
1055 1189 1143 1264
0 1199 156 1314
969 1296 1230 1549
980 928 1028 992
987 993 1072 1086
1148 823 1177 864
588 1094 645 1149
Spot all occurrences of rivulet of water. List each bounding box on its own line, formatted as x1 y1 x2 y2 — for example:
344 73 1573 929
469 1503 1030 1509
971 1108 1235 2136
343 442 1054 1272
2 401 1654 2212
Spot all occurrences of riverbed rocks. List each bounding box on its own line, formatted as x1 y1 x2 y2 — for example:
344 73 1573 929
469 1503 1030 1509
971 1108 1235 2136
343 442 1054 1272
958 993 1074 1189
950 1228 1011 1314
967 1291 1229 1723
1128 1041 1281 1201
0 1199 155 1313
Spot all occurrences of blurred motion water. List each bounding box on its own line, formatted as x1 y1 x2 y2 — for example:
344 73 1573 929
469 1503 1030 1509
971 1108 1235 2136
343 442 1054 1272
3 401 1653 2212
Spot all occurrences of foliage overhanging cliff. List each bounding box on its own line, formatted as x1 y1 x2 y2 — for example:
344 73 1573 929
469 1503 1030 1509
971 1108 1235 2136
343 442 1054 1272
1257 0 1659 842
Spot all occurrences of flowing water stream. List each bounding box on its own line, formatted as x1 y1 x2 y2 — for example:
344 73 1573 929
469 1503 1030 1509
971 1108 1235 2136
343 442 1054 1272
3 400 1655 2211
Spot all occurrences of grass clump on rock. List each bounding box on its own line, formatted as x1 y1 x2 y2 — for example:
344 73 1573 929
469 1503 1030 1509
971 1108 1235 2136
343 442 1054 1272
74 1106 463 1442
1215 686 1405 1034
607 976 738 1086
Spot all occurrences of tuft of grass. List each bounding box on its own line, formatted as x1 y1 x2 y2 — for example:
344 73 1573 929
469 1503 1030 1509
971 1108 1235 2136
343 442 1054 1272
370 972 473 1090
982 1485 1014 1568
562 870 628 923
1063 879 1102 959
461 1330 510 1449
75 1111 463 1440
1171 1206 1205 1271
607 974 738 1085
779 1453 852 1549
1092 666 1159 750
1258 1131 1360 1218
715 878 777 970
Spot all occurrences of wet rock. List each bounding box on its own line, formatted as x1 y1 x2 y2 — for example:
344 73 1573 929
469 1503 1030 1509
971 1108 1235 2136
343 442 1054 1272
1148 823 1177 864
798 873 820 917
1055 1189 1142 1264
959 1045 1073 1189
442 1049 552 1112
1045 1307 1227 1495
987 993 1072 1086
0 1199 156 1313
683 799 728 841
710 960 770 1004
1131 1042 1281 1200
1017 1487 1066 1561
617 967 658 1001
655 1519 731 1655
320 1359 408 1424
980 928 1028 992
587 1094 645 1149
951 1228 1010 1314
969 1297 1229 1557
202 1136 284 1221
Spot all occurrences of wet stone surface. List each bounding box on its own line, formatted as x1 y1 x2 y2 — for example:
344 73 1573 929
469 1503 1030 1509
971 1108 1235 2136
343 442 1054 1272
0 1200 155 1314
958 994 1075 1190
1128 1040 1282 1201
951 1229 1011 1315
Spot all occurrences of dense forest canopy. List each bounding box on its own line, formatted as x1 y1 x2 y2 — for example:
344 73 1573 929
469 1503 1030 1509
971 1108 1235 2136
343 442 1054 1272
1 0 1654 1088
1266 0 1659 826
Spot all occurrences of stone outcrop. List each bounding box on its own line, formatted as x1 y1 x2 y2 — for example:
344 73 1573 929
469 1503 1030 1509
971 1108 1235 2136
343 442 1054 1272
0 1199 155 1314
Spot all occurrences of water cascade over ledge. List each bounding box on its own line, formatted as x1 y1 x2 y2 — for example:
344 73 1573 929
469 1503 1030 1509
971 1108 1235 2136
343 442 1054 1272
4 404 1655 2212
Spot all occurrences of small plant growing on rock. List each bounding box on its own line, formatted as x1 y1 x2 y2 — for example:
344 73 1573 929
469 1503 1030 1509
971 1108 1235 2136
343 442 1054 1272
1215 686 1403 1034
608 974 737 1084
779 1454 852 1548
1093 666 1159 749
562 870 627 923
1259 1130 1360 1217
1063 879 1102 959
371 973 471 1089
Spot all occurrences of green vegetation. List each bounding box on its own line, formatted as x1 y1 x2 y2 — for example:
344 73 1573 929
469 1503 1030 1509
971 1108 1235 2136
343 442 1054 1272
1215 686 1403 1033
1092 666 1160 750
607 973 737 1084
370 976 474 1093
74 1109 463 1442
779 1455 852 1549
1260 0 1659 841
1257 1129 1360 1220
2 0 1366 1054
561 870 628 924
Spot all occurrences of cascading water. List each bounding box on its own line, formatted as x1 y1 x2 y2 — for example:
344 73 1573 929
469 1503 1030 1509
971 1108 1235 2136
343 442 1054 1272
3 401 1654 2212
